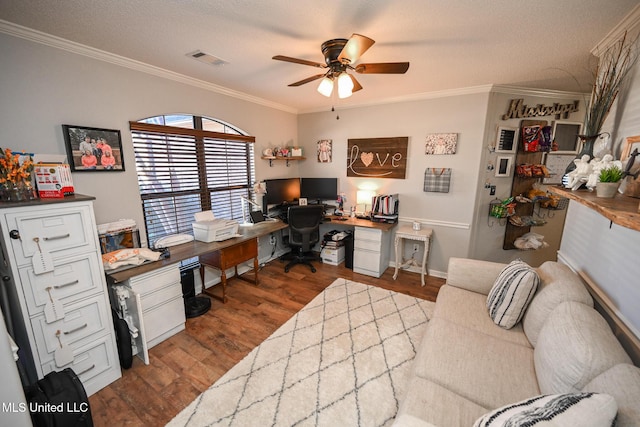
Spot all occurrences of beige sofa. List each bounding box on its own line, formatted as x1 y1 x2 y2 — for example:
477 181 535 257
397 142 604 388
394 257 640 427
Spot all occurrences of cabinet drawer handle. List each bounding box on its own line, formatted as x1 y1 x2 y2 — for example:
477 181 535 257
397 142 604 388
63 323 88 335
77 364 95 376
43 234 70 241
54 280 79 289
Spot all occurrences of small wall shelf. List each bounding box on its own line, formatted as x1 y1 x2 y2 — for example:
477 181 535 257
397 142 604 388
261 156 306 167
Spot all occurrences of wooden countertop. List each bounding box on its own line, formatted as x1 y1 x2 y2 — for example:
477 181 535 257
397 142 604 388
547 186 640 232
323 215 397 231
107 220 288 283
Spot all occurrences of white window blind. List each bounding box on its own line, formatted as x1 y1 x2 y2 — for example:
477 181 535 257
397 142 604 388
130 117 255 245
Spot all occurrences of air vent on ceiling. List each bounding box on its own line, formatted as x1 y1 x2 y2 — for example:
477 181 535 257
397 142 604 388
187 50 228 66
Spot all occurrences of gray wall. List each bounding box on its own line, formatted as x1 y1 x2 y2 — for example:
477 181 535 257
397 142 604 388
296 91 490 275
557 35 640 338
0 33 298 248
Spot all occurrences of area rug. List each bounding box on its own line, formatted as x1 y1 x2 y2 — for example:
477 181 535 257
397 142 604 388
167 278 435 427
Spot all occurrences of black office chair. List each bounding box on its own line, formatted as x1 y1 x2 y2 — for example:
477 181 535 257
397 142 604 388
284 205 325 273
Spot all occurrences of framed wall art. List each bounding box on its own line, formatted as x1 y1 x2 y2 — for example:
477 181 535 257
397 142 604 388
495 126 518 153
495 156 513 177
425 133 457 154
552 121 582 154
63 124 125 172
317 139 332 162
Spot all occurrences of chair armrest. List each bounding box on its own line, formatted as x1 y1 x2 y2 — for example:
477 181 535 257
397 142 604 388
446 257 506 295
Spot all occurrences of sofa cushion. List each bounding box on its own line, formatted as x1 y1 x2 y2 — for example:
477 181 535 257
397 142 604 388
433 284 532 348
413 317 539 409
394 375 488 427
523 261 593 346
486 259 539 329
583 364 640 427
472 393 617 427
535 301 631 394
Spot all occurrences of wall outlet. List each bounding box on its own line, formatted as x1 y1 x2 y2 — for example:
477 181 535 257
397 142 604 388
413 243 419 252
269 234 276 244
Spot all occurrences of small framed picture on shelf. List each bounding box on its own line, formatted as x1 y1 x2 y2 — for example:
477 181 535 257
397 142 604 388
495 126 518 153
63 124 125 172
621 135 640 161
552 121 582 154
495 156 513 177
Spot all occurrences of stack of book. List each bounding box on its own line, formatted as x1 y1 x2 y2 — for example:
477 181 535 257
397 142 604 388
371 194 399 223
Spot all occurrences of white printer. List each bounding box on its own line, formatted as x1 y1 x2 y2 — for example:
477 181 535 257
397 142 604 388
192 211 240 242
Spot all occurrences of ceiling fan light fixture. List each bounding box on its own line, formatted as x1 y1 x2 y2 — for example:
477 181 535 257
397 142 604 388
337 72 354 98
317 76 334 97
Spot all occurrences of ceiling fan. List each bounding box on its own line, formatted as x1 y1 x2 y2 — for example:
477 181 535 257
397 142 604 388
272 34 410 99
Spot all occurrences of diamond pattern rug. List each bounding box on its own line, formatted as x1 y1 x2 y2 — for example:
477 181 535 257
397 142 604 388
167 278 434 427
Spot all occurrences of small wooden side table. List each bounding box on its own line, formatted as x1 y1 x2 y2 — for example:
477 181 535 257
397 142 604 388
393 224 433 286
199 237 259 303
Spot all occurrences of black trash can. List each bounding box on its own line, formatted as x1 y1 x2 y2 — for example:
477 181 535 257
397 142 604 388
181 268 211 318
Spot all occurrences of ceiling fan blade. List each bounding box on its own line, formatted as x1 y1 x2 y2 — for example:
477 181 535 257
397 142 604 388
350 74 363 92
288 74 326 87
338 34 375 64
355 62 410 74
273 55 326 68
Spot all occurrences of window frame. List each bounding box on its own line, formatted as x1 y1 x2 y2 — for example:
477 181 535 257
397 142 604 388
130 116 256 247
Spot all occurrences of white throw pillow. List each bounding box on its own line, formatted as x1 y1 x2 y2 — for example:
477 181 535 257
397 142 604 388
486 259 539 329
473 393 617 427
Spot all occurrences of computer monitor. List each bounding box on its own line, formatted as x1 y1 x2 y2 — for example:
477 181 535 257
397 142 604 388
300 178 338 203
264 178 301 207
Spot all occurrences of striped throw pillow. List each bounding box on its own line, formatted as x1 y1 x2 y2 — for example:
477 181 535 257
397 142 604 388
473 393 617 427
487 259 539 329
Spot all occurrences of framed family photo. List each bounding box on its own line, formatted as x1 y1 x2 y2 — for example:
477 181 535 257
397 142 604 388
63 124 125 172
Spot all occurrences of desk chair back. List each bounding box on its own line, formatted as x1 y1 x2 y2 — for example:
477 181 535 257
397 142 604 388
287 205 324 251
284 205 324 273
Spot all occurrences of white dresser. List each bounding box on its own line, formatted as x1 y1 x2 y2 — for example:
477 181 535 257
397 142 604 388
353 226 394 278
0 195 121 396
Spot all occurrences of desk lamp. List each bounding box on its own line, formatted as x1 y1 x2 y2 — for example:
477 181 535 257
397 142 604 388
356 190 375 215
240 196 261 226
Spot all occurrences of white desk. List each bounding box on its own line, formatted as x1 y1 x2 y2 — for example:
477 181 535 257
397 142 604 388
393 225 433 286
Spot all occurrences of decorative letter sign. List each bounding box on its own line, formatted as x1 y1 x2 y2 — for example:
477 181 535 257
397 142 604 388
347 137 408 179
501 99 579 120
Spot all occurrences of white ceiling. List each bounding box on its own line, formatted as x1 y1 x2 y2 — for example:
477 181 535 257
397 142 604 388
1 0 638 113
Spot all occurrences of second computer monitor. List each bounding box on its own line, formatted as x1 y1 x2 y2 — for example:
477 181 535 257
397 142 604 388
300 177 338 203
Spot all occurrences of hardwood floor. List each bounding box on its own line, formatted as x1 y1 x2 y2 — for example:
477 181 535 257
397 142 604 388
88 260 444 426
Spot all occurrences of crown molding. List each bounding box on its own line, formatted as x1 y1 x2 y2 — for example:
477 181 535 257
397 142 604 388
490 84 588 99
0 20 298 114
591 4 640 56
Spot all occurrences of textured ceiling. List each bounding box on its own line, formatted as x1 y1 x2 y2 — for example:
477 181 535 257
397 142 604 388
1 0 638 112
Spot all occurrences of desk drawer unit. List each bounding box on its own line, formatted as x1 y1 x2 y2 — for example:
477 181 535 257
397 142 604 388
122 263 185 362
0 197 121 396
353 226 393 278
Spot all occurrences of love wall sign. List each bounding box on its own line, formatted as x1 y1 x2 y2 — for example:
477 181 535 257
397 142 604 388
347 137 408 179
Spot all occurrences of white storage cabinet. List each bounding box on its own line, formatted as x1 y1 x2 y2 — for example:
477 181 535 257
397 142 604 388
0 196 121 396
353 226 393 278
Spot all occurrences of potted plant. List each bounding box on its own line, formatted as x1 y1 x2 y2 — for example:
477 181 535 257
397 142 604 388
596 165 624 198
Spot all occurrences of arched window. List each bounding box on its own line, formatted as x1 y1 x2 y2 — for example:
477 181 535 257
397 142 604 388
130 114 255 245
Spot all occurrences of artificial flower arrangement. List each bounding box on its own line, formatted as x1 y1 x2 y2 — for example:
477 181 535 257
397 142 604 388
0 148 36 201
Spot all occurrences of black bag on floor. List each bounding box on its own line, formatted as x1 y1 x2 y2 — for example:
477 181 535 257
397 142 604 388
24 368 93 427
